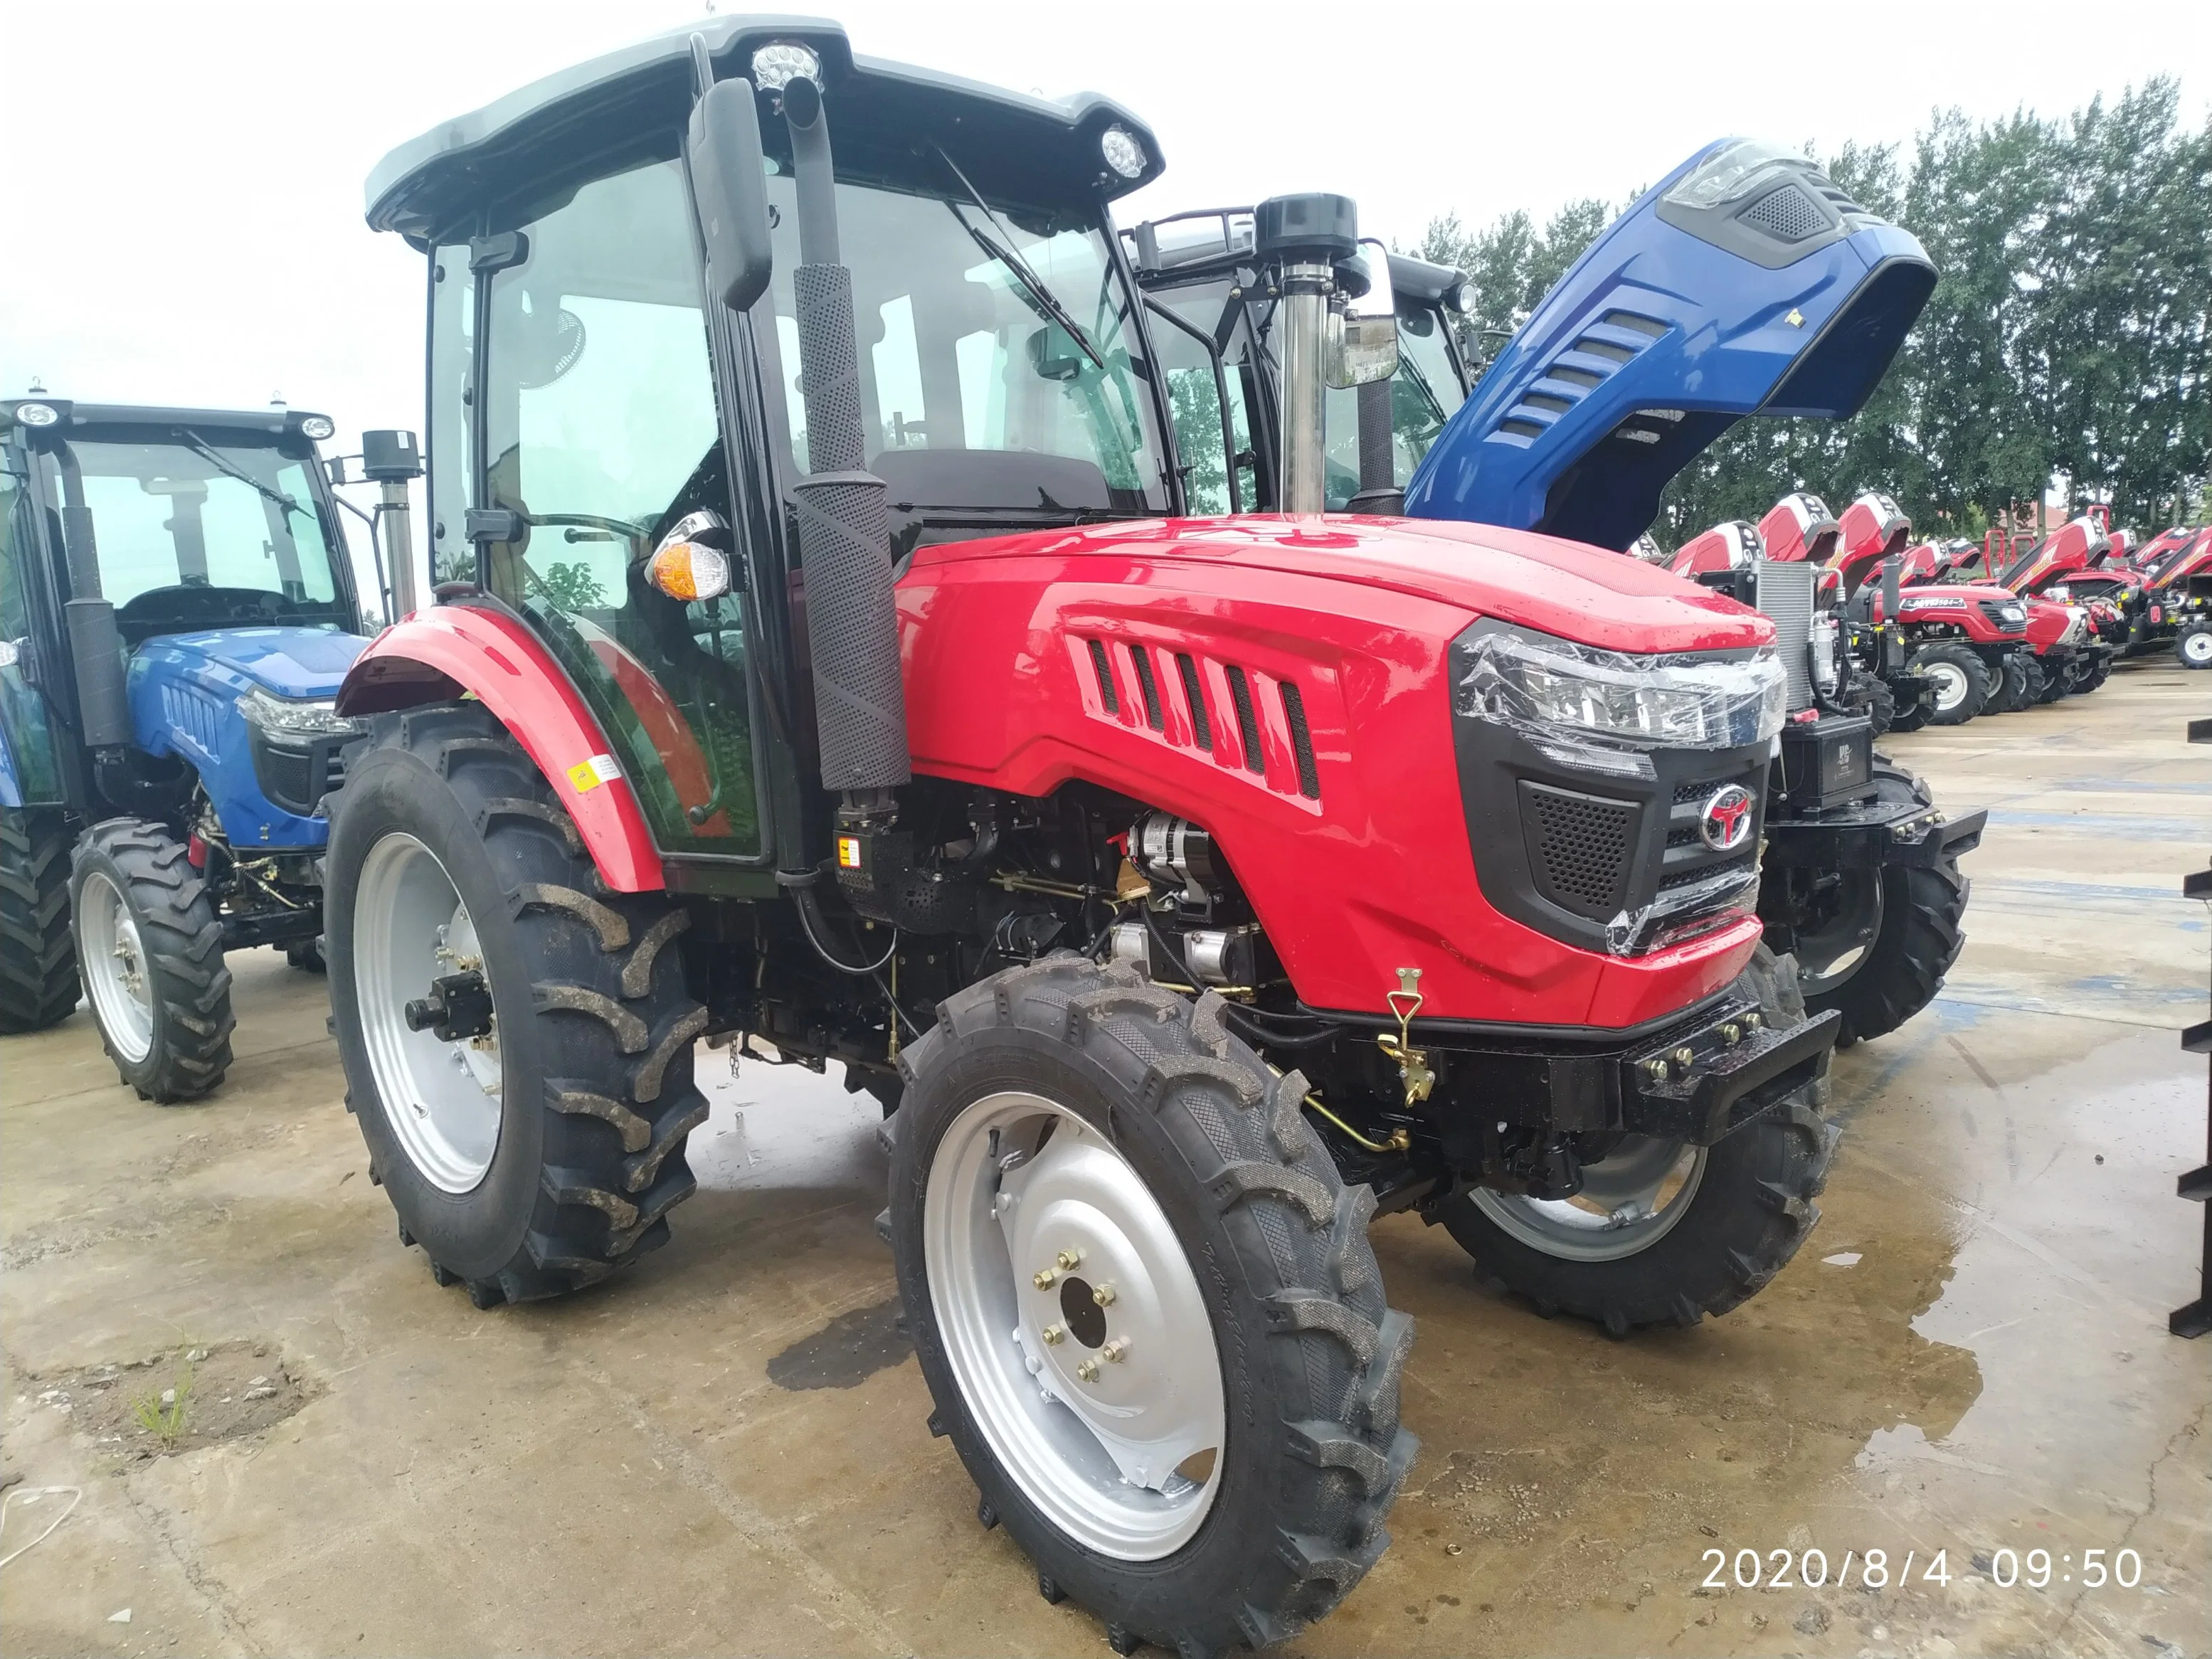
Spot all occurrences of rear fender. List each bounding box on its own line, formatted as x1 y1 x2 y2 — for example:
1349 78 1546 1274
336 604 662 892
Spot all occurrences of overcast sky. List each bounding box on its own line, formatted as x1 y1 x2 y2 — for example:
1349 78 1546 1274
4 0 2205 601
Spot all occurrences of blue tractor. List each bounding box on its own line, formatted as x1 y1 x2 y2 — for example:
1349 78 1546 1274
0 396 418 1098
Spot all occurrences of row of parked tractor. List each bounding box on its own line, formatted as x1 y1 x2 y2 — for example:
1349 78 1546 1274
1653 495 2212 730
2 19 2202 1655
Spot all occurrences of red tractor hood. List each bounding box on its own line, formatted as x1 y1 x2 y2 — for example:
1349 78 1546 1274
908 515 1773 656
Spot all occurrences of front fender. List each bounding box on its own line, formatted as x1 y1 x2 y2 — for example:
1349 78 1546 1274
337 604 662 892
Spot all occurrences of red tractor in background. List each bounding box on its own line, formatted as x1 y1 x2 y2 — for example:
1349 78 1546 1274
1829 492 2036 723
319 23 1844 1652
2144 528 2212 666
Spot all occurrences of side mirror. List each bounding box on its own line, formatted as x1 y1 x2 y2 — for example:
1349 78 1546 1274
1326 238 1399 388
686 73 774 314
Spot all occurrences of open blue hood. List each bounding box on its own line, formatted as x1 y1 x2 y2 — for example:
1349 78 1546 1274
134 625 367 699
1404 139 1937 551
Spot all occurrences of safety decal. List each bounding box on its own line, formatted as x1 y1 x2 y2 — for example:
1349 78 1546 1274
566 753 623 793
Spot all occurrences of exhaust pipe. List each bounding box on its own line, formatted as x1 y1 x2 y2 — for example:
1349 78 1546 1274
52 443 132 751
780 72 909 800
1254 194 1357 516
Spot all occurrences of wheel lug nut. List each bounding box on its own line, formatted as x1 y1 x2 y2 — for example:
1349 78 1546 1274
1032 1268 1057 1290
1055 1248 1083 1271
1091 1283 1116 1308
1102 1338 1128 1363
1040 1323 1065 1345
1076 1359 1101 1383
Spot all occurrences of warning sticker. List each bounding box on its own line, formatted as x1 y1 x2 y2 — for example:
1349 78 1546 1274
566 753 623 793
837 835 863 869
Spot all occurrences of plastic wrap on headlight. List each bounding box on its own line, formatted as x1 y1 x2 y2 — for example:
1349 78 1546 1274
237 686 358 737
1454 632 1787 758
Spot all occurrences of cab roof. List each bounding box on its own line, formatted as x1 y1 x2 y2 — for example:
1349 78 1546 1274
1 399 331 441
366 14 1164 244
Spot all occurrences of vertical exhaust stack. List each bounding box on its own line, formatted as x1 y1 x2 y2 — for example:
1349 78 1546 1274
1254 194 1356 516
778 70 910 804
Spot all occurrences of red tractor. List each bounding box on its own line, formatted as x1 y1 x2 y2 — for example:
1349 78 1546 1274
1830 493 2037 723
322 24 1839 1652
2144 528 2212 665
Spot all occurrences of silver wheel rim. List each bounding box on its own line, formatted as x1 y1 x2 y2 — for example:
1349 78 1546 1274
1925 660 1969 711
78 870 154 1064
1471 1136 1707 1261
923 1091 1226 1559
2185 632 2212 664
354 832 502 1193
1796 871 1885 995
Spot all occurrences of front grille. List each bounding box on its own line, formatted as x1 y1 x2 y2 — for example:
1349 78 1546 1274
1520 783 1638 916
249 728 350 822
1977 600 2027 635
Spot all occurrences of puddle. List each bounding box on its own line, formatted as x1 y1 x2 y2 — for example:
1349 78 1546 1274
26 1340 317 1459
766 1297 911 1390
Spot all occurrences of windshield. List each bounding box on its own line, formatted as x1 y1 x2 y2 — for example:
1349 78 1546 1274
758 170 1170 551
40 436 346 629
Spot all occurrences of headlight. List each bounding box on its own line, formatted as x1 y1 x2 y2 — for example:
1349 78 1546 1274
1456 631 1787 752
237 686 358 738
1099 126 1148 180
751 42 820 90
1999 603 2026 623
299 414 335 442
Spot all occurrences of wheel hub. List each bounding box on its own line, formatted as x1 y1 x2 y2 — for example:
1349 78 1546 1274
1927 661 1967 710
925 1091 1225 1559
78 869 154 1065
354 833 503 1192
1471 1134 1707 1261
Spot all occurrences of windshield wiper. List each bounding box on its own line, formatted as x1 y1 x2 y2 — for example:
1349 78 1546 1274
934 147 1109 375
179 430 311 523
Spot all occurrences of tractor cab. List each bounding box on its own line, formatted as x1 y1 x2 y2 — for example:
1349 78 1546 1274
1 400 366 843
0 397 398 1090
1121 208 1472 512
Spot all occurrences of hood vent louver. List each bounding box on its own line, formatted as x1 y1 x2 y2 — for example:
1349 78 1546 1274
1071 629 1323 806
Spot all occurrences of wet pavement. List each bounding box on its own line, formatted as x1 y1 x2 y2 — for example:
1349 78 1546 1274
3 656 2206 1658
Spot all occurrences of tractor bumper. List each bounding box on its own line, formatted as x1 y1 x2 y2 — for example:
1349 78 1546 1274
1618 1005 1839 1144
1762 793 1986 871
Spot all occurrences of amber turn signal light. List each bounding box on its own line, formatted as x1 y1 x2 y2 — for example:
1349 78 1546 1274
647 541 731 603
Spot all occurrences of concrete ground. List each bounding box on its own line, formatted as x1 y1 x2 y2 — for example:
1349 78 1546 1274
3 656 2206 1659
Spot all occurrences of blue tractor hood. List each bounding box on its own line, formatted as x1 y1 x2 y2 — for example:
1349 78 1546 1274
1404 139 1937 551
137 625 368 699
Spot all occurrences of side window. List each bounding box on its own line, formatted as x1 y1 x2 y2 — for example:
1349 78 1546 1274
0 468 63 803
428 243 476 585
1146 280 1254 516
479 158 760 857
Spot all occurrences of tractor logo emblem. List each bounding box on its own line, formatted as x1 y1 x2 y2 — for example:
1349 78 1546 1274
1698 785 1755 852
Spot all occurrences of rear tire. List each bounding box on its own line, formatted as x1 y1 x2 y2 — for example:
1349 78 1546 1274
0 807 80 1034
1792 763 1967 1046
1432 945 1836 1335
1989 654 2030 713
69 819 236 1101
1908 642 1988 725
326 702 707 1307
891 955 1416 1654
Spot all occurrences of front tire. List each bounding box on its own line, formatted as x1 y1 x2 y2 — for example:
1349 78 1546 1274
1789 763 1968 1046
1432 945 1837 1335
1907 642 1989 725
0 807 80 1034
2178 623 2212 669
69 819 235 1101
891 956 1416 1654
326 703 707 1307
1988 654 2031 713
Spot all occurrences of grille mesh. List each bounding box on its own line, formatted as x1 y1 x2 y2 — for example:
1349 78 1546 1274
1525 783 1636 914
1175 653 1212 749
1743 184 1826 241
